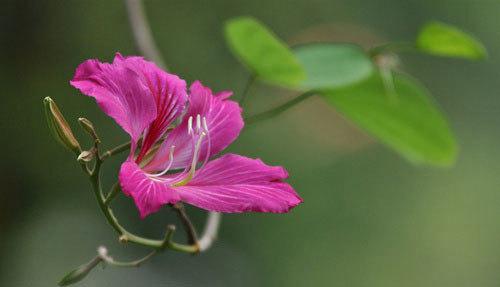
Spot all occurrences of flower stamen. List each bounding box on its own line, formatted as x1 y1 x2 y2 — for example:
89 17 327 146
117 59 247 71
196 114 201 133
171 114 210 186
146 145 175 177
188 116 193 135
200 116 211 167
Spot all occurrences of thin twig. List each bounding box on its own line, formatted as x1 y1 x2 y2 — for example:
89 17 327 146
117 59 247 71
98 246 157 267
171 203 199 246
161 225 177 250
100 141 131 160
89 141 198 253
368 41 416 57
124 0 167 69
238 75 256 107
104 182 121 206
245 91 317 125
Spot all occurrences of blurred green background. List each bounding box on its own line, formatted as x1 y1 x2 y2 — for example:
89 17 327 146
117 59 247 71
1 0 499 286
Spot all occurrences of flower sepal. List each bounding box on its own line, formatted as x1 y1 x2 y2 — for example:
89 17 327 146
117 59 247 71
78 117 100 143
44 97 81 154
77 147 97 163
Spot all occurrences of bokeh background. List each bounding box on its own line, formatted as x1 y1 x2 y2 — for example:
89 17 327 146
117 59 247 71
1 0 500 286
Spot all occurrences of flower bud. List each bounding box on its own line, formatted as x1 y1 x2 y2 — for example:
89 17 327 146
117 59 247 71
58 256 102 286
44 97 81 154
78 117 100 143
77 147 96 163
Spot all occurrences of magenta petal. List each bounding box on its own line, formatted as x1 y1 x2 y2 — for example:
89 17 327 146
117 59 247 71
146 81 243 171
214 90 233 99
119 160 181 218
174 154 303 213
71 53 187 145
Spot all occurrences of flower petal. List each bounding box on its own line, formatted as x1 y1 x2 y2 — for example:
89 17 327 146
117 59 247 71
71 53 187 146
119 160 181 218
174 154 302 213
146 81 243 171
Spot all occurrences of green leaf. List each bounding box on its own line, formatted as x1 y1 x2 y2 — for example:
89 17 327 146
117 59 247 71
416 21 487 60
224 17 305 87
294 43 374 89
320 73 457 166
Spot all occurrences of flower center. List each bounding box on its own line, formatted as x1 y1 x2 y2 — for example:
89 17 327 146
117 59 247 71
146 113 211 186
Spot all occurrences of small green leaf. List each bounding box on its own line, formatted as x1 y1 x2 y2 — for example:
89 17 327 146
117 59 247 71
224 17 305 87
294 43 374 89
416 21 487 60
320 73 457 166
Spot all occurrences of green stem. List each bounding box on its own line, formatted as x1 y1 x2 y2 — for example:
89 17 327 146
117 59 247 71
161 225 176 250
100 141 131 160
245 91 316 125
172 203 199 246
89 150 198 253
369 41 416 57
238 75 256 107
104 182 121 206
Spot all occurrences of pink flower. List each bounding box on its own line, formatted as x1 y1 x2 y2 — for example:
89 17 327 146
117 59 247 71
71 53 302 218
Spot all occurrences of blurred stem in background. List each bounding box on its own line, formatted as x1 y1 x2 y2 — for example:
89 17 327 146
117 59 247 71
245 90 317 125
238 75 256 106
124 0 166 69
123 0 221 252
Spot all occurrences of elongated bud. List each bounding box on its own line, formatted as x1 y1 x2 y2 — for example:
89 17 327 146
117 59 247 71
78 117 100 143
58 256 102 286
44 97 81 154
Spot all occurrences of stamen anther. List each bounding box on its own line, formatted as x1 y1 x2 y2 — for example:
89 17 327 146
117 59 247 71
202 117 209 133
196 114 201 133
188 116 193 135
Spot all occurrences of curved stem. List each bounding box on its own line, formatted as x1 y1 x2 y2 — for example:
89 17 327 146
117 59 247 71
100 247 158 267
198 212 221 252
96 140 220 252
90 149 198 253
245 91 317 125
172 203 199 246
238 75 256 107
104 182 121 206
124 0 167 69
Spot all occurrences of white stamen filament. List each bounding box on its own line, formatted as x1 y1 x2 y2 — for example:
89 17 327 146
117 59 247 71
147 145 175 177
200 116 211 166
189 131 206 176
146 113 211 186
170 130 207 186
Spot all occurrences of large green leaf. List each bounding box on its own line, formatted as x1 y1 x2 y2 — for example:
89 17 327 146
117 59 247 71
416 21 487 60
294 43 374 90
320 73 457 166
224 17 305 87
